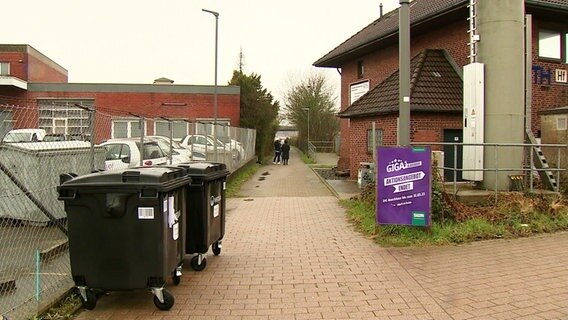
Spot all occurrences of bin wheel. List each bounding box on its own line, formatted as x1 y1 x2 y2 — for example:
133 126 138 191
212 242 221 256
190 255 207 271
153 290 175 311
172 274 181 285
82 290 97 310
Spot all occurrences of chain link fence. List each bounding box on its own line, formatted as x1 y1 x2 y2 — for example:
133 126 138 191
0 101 255 319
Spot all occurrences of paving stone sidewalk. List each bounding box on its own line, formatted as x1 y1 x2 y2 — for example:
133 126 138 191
74 147 568 319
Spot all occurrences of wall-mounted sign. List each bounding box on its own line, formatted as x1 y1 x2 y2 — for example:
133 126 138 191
556 69 567 83
532 66 567 84
349 80 370 105
376 146 432 226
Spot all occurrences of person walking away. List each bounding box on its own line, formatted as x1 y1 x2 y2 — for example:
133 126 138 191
281 139 290 165
273 138 282 164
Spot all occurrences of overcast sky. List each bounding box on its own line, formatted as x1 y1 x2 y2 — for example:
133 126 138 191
3 0 399 107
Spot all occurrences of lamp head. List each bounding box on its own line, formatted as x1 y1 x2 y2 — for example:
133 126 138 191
202 9 219 17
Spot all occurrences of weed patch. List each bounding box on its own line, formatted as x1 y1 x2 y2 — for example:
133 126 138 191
345 178 568 247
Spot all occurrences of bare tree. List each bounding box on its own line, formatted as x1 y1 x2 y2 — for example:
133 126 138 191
283 72 339 147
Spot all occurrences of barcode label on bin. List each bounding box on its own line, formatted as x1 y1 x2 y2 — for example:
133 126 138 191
138 207 155 219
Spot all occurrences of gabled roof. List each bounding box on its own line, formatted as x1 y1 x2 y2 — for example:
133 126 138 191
338 49 463 118
314 0 568 68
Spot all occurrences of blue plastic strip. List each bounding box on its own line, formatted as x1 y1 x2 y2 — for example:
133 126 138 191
36 249 40 301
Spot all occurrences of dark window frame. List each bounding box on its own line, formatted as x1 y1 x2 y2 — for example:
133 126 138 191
357 60 365 79
367 128 383 154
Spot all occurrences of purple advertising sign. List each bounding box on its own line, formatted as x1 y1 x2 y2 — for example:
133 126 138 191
376 146 431 226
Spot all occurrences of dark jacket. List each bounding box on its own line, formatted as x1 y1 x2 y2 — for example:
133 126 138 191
274 140 282 152
281 142 290 159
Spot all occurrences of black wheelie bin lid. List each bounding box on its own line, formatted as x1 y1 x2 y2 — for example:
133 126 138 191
177 162 230 184
58 166 192 199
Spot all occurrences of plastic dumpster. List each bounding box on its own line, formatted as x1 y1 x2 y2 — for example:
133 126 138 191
57 166 191 311
178 162 229 271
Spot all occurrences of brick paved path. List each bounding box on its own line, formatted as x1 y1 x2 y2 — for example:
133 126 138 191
74 148 568 319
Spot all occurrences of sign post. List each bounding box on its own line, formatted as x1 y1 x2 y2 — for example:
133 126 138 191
376 146 432 226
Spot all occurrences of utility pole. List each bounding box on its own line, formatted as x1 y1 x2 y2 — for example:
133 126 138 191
399 0 411 146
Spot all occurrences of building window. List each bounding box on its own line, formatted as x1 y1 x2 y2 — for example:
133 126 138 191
557 115 567 131
154 120 188 139
357 60 364 78
0 111 14 138
38 100 92 135
0 62 10 76
367 128 383 153
539 29 562 60
112 119 146 138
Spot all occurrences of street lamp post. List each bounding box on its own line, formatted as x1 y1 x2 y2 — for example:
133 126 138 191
302 107 310 157
202 8 219 160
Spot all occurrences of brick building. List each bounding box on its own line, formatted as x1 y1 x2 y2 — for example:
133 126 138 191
0 44 240 143
314 0 568 179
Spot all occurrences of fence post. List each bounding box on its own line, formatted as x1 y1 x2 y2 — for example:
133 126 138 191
530 146 534 192
557 148 561 192
160 117 174 165
74 104 96 172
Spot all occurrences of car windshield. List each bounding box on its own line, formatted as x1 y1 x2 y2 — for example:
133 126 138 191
205 135 224 147
171 140 183 149
161 138 183 149
150 137 183 149
153 139 173 156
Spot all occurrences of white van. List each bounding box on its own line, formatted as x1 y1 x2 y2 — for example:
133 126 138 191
2 129 47 143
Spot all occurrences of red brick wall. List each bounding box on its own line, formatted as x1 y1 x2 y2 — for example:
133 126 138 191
27 53 67 83
347 114 462 179
0 50 67 83
23 90 240 143
338 20 469 173
530 19 568 137
0 52 27 80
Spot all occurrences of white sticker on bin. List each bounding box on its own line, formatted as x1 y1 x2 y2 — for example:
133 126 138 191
138 207 154 219
168 196 176 228
168 196 174 213
173 222 179 240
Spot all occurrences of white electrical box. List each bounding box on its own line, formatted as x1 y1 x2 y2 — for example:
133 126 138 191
462 63 484 181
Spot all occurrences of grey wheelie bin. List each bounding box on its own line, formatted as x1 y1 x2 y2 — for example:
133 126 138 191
57 166 191 311
178 162 229 271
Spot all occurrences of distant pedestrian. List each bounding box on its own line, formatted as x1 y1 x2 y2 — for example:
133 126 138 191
281 139 290 165
273 138 282 164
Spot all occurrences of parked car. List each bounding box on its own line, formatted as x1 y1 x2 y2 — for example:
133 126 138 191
146 136 192 164
178 134 224 160
216 135 245 160
2 129 46 143
98 138 168 171
179 134 242 160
